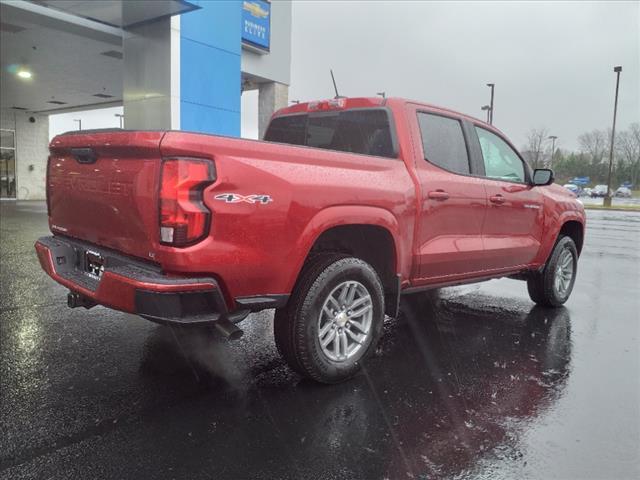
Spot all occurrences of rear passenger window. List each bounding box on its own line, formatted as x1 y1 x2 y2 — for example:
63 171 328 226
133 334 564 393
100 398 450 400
418 113 470 175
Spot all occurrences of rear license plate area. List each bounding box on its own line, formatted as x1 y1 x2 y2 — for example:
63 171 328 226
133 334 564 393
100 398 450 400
85 250 104 279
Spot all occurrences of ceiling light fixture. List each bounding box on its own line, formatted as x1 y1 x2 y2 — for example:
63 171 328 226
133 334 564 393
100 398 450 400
17 69 32 79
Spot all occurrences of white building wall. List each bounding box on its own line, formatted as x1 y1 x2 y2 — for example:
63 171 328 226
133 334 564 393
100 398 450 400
0 109 49 200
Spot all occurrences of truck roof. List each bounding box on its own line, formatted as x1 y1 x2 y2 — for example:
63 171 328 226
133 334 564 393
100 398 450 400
274 96 495 131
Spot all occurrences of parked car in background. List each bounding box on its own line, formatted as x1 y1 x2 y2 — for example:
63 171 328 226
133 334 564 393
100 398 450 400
615 186 632 198
591 185 609 197
581 187 593 197
562 184 579 196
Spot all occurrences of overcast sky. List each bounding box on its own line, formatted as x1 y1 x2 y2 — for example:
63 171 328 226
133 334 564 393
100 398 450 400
286 0 639 151
52 1 639 151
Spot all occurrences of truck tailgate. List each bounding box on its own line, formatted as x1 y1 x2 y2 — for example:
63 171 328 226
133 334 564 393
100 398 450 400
48 131 165 261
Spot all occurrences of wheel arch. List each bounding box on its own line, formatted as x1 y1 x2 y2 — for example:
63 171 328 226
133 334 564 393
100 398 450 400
287 206 405 317
535 213 585 267
559 220 584 255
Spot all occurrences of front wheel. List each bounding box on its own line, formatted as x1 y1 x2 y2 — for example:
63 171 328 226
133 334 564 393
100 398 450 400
274 254 385 383
527 236 578 307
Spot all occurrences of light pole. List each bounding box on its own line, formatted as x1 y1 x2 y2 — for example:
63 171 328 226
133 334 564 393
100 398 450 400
73 119 81 130
481 105 491 123
604 66 622 207
548 135 558 168
114 113 124 128
486 83 495 124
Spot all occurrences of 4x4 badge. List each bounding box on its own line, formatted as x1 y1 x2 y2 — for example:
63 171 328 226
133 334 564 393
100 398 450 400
214 193 273 204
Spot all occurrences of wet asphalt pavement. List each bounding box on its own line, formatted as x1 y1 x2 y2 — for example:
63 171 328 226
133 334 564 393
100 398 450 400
1 202 639 480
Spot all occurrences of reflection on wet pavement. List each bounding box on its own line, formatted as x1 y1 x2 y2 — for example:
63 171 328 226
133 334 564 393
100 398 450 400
75 294 573 480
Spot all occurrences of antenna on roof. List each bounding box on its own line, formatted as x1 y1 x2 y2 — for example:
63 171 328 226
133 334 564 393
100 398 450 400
376 92 386 99
330 69 344 99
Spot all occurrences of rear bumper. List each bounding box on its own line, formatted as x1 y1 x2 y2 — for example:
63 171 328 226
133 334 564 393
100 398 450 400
35 236 249 326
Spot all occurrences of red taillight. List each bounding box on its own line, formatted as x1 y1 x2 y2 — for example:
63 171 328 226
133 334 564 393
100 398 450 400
159 157 215 247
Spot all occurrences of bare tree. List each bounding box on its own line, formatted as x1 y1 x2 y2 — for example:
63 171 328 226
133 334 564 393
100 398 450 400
522 128 549 169
578 129 608 164
616 123 640 186
578 129 609 180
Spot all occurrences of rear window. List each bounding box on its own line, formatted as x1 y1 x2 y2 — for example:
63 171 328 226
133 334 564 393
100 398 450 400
261 114 306 146
418 112 470 175
264 109 396 158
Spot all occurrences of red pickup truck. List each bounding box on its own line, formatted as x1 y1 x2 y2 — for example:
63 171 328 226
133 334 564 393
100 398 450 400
36 97 585 383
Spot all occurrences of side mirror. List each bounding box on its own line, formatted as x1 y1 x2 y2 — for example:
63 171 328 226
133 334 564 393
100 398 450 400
532 168 554 186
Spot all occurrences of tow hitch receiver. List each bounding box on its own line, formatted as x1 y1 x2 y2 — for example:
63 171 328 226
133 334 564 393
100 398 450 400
67 291 97 309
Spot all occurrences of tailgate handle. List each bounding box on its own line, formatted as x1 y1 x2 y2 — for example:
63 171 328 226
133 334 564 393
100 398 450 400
71 148 97 164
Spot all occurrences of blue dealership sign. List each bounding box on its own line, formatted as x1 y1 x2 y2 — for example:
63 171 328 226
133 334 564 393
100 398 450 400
242 0 271 51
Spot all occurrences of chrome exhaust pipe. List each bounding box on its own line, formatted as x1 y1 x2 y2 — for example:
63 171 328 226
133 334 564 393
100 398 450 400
213 318 244 340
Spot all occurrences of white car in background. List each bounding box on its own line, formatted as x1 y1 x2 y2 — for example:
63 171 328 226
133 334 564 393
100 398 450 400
591 185 609 198
615 186 632 198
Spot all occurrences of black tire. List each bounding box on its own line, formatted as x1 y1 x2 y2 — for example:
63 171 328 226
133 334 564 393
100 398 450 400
527 236 578 307
274 254 385 383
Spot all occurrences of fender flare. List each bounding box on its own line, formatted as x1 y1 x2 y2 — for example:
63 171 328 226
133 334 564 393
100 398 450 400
536 210 585 266
283 205 407 294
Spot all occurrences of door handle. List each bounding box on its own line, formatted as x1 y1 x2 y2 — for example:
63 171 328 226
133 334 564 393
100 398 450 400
427 190 450 201
489 194 506 205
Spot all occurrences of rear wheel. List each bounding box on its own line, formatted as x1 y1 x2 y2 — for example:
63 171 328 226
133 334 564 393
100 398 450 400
527 236 578 307
274 254 384 383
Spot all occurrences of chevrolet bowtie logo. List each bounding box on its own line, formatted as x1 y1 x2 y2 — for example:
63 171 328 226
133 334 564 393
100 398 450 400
214 193 273 204
243 1 269 19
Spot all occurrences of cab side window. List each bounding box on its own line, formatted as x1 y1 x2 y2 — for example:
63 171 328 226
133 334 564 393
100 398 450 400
418 113 470 175
475 127 525 183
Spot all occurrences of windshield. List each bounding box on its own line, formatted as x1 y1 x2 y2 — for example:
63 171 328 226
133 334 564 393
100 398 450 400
264 109 396 158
